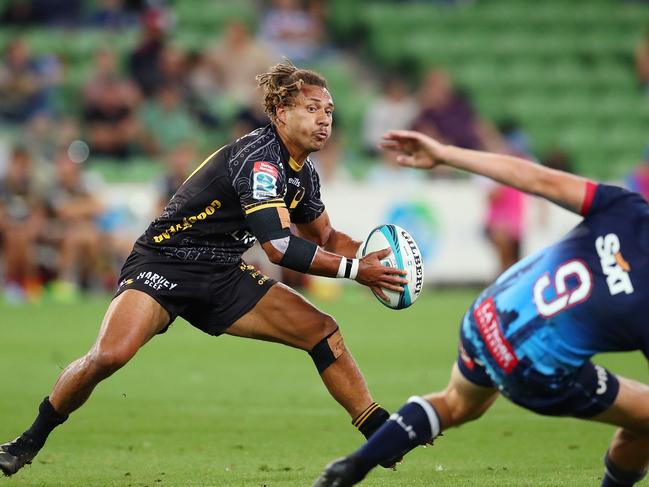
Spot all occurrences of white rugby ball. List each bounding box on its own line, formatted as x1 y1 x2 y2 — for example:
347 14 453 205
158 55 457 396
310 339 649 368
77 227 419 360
358 224 424 310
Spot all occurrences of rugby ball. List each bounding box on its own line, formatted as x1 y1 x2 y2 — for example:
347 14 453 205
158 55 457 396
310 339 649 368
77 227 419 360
358 224 424 310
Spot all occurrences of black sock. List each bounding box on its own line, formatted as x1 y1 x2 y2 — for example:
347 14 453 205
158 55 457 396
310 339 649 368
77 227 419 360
352 402 389 439
353 396 441 477
23 397 68 447
601 451 647 487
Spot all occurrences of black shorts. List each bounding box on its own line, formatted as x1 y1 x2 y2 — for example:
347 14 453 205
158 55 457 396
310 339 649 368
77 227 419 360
114 249 276 335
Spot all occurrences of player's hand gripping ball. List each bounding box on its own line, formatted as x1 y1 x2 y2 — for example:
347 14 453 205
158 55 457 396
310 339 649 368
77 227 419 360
358 224 424 309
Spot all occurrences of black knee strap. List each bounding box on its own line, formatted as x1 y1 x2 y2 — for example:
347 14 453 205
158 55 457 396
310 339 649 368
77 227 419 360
309 328 344 374
605 451 648 485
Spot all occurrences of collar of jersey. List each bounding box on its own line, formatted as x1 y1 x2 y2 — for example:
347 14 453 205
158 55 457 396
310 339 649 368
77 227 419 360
288 157 304 172
270 123 305 172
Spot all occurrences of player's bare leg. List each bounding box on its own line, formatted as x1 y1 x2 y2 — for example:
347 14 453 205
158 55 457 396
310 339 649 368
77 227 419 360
423 363 499 428
0 290 170 477
313 363 499 487
226 283 388 437
592 376 649 486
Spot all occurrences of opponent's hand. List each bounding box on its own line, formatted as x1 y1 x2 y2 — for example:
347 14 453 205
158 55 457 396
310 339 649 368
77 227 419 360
380 130 447 170
356 248 408 301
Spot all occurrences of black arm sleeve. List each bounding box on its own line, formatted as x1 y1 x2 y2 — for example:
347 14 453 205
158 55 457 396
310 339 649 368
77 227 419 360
245 206 318 273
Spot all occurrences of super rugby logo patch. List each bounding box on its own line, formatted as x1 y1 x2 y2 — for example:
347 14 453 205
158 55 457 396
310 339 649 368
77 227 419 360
252 161 279 200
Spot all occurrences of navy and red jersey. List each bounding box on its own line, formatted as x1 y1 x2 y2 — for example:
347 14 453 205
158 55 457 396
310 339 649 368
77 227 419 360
462 183 649 385
135 125 325 263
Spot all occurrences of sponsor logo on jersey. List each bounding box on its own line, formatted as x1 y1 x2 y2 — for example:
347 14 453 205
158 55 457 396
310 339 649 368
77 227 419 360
595 233 634 296
229 229 256 246
474 297 518 374
128 271 178 291
153 199 222 243
288 177 301 187
458 341 475 371
594 364 608 395
240 262 271 285
289 187 305 209
118 278 134 289
252 161 279 200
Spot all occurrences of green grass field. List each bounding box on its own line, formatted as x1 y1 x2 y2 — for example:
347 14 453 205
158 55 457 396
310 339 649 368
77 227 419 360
1 288 648 487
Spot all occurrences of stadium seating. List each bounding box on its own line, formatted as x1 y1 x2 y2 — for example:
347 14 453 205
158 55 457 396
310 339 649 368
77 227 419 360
348 0 649 179
2 0 649 180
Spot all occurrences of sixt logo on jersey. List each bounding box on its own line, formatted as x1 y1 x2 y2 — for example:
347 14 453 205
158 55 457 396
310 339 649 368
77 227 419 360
595 233 634 296
252 161 279 200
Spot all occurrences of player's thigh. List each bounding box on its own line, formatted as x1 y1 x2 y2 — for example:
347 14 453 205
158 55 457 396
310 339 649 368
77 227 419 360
92 289 171 363
225 282 336 350
592 375 649 434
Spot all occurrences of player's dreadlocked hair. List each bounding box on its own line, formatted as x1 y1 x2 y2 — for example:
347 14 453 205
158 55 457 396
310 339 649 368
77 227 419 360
256 59 328 123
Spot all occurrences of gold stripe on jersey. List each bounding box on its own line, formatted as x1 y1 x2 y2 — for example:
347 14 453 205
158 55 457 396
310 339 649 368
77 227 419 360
288 157 304 172
183 146 225 184
244 198 287 215
353 402 380 428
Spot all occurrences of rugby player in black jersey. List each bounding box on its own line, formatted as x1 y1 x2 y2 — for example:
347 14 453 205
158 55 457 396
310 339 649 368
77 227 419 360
0 60 407 477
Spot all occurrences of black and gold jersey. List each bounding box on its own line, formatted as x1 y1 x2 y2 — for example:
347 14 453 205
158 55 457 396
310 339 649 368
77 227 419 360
134 125 325 263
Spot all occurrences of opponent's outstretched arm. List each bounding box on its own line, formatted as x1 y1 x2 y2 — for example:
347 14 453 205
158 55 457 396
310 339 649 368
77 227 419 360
382 129 591 214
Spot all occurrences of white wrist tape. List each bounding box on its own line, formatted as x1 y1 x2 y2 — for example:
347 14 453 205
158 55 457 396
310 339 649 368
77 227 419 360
336 257 360 280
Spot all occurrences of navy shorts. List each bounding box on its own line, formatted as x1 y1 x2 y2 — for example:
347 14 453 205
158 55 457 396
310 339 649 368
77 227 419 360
457 319 620 419
114 249 276 335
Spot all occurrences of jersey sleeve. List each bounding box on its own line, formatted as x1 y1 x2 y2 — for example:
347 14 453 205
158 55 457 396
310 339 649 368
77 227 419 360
290 163 325 224
232 158 287 216
581 183 648 218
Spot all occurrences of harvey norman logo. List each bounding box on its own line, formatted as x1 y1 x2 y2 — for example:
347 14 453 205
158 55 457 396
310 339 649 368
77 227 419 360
595 233 634 296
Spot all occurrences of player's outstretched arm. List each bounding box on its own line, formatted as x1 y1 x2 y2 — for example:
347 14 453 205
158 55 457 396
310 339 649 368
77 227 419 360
382 129 592 214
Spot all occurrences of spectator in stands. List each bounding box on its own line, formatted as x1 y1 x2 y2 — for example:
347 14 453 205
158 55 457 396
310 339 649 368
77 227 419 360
481 121 528 274
185 49 222 129
0 38 61 124
259 0 326 63
230 89 269 140
45 151 105 299
139 83 198 157
87 0 137 30
129 7 172 97
157 142 197 211
0 146 46 302
309 132 352 183
365 149 422 183
1 0 36 25
362 77 417 157
208 19 276 107
625 146 649 201
1 0 82 26
411 69 501 152
635 29 649 94
82 48 142 159
542 148 574 173
158 44 188 89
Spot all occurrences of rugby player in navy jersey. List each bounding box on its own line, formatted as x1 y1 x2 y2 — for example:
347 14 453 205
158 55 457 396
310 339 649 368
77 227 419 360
314 129 649 487
0 61 407 477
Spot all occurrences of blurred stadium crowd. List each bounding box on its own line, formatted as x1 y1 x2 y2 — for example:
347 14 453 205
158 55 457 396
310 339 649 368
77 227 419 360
1 0 649 303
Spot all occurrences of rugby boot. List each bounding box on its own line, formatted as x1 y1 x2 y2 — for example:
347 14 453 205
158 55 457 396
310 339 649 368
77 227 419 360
0 436 42 476
312 456 366 487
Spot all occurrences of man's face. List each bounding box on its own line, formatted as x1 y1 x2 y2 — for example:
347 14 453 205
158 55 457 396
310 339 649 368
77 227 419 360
278 84 334 153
